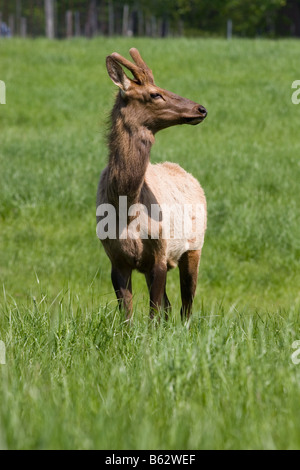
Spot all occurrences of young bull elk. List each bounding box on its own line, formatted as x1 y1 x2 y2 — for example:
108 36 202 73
97 48 207 321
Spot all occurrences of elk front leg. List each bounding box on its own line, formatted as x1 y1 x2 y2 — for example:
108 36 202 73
163 291 171 321
178 250 201 320
146 264 168 319
111 265 132 320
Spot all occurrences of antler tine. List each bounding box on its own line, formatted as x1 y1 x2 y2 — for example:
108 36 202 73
110 52 140 78
129 48 155 84
110 50 154 85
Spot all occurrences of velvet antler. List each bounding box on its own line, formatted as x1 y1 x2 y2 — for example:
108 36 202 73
109 48 154 85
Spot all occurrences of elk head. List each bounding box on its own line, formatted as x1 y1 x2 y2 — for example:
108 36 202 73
106 48 207 134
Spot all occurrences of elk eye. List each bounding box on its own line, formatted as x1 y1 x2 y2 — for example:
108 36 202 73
150 93 162 100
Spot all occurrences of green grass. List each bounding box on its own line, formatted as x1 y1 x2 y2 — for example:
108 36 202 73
0 37 300 449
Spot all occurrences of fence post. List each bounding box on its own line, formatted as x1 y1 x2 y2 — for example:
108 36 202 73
66 10 73 38
138 9 143 36
9 15 15 36
20 17 27 37
16 0 21 35
145 15 151 36
74 11 81 36
178 19 184 36
227 19 232 39
108 1 114 36
151 16 157 37
45 0 55 39
85 0 97 38
122 4 129 36
162 17 169 37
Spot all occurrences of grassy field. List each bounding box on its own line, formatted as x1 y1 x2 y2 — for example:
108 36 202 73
0 37 300 449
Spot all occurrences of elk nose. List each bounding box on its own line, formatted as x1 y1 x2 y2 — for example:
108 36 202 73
198 105 207 117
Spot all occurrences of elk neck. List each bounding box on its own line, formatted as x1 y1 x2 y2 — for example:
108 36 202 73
107 93 155 206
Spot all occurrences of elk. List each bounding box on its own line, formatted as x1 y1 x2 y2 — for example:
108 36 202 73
97 48 207 321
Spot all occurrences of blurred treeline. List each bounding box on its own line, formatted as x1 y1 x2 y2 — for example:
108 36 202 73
0 0 299 38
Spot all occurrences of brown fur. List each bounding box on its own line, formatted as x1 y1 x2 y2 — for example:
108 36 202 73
97 48 207 320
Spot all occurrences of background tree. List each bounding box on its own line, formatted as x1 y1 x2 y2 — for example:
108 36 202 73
1 0 300 38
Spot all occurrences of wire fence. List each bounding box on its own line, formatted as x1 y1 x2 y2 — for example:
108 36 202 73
0 0 299 39
0 0 185 39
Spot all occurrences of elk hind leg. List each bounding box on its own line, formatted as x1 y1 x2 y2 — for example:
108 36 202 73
178 250 201 320
145 264 169 319
111 265 133 320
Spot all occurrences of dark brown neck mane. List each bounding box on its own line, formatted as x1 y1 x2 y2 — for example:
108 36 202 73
107 93 155 206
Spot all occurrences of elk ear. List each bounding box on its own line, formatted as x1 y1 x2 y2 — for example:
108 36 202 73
106 56 131 92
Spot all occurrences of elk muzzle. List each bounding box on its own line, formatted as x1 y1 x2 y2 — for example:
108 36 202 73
183 104 207 125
